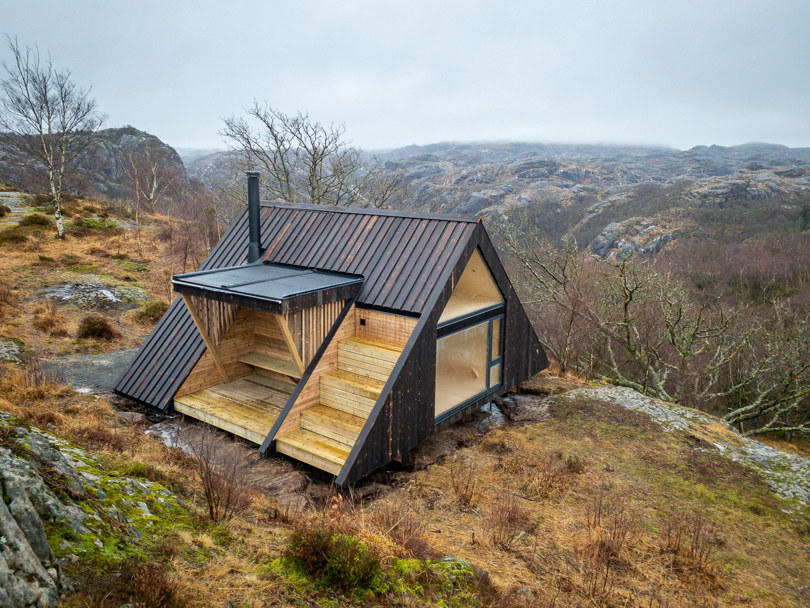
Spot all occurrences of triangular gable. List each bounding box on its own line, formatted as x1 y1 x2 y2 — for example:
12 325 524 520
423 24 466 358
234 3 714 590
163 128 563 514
438 248 504 324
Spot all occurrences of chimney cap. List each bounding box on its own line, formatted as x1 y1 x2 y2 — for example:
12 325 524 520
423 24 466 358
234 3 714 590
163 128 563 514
246 170 260 178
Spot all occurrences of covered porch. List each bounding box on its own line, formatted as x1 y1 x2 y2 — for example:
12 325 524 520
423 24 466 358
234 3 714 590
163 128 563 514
170 262 362 446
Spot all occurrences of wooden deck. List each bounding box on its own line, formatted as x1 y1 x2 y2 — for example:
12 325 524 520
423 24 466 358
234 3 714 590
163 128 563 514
174 373 295 444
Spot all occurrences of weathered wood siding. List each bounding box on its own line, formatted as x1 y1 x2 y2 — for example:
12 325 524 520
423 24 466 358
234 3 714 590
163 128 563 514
338 223 547 485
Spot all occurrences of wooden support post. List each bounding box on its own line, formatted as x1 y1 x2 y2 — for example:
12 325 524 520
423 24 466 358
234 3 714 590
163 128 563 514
275 313 306 376
181 294 229 382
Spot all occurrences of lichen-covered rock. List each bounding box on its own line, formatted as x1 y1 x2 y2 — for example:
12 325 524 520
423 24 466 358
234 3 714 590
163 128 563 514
0 412 187 607
0 338 23 364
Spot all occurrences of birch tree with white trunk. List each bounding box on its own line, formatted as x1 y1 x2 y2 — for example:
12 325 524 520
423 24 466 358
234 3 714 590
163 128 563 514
0 37 104 238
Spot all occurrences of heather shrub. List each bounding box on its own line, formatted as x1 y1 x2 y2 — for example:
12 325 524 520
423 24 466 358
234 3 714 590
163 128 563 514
285 524 383 593
18 212 53 227
77 315 120 340
134 299 169 323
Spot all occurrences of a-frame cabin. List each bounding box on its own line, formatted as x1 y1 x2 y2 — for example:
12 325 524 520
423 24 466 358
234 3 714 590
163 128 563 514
115 173 547 485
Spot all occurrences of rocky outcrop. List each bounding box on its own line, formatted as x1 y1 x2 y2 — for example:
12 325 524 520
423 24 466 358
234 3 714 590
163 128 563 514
0 126 188 201
590 218 678 258
186 140 810 256
0 412 185 607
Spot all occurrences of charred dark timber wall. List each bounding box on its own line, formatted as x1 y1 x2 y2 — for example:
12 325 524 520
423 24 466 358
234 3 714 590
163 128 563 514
338 224 548 485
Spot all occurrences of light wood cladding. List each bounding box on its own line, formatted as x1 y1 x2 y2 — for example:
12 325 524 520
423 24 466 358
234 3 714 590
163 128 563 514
355 309 416 346
177 300 345 400
176 308 255 397
438 249 504 324
275 306 357 436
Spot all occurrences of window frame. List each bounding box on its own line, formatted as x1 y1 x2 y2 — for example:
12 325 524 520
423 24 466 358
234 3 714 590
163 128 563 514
434 306 505 424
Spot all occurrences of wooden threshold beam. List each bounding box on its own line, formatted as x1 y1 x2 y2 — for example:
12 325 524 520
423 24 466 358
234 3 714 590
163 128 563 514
181 293 229 382
274 313 306 376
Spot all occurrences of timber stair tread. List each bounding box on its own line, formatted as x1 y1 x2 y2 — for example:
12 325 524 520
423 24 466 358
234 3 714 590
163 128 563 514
238 352 302 379
272 336 403 476
300 405 364 447
338 336 404 360
276 428 351 475
320 369 385 397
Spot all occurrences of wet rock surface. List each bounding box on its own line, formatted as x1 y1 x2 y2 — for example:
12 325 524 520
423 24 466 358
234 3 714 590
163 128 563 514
42 348 140 393
0 191 30 227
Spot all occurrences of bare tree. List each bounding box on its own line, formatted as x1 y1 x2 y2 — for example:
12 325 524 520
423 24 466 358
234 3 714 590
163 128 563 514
122 140 171 255
494 216 810 437
221 102 404 208
0 37 104 238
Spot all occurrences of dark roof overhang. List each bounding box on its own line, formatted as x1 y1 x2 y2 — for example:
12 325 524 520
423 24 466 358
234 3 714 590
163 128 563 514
172 262 364 314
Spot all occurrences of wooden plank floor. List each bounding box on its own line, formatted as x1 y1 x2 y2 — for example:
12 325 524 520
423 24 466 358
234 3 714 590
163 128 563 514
174 373 294 445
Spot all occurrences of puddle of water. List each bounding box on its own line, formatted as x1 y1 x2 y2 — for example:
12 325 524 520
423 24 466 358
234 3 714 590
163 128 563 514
474 400 507 431
146 421 195 456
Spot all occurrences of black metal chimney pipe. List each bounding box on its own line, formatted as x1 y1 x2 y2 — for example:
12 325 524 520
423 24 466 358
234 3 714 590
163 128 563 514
246 170 261 263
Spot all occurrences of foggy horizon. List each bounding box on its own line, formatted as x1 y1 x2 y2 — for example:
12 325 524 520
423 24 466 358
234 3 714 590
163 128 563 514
3 0 809 152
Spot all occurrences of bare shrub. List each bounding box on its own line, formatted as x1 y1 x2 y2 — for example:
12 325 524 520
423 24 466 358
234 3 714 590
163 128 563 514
0 282 16 306
19 355 64 397
33 298 66 334
521 450 585 499
76 557 185 608
579 492 640 600
449 457 478 508
189 428 251 521
74 423 127 452
487 491 534 550
660 512 720 576
369 498 436 559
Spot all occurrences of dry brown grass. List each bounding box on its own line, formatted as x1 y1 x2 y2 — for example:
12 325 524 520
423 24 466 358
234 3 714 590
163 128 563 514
0 202 210 358
369 393 810 608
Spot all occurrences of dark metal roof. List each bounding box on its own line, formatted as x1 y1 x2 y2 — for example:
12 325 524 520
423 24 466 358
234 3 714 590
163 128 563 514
258 203 477 313
114 203 478 409
172 262 363 314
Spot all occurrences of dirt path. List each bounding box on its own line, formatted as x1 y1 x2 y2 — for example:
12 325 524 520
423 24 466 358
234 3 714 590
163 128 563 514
44 348 141 392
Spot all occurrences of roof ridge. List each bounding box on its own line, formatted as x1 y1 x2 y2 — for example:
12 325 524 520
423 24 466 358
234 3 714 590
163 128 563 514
257 201 480 224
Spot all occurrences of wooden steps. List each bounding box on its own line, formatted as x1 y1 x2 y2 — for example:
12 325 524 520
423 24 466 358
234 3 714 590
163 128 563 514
238 352 302 380
276 429 351 475
336 336 401 382
275 335 404 476
174 374 293 445
300 404 364 447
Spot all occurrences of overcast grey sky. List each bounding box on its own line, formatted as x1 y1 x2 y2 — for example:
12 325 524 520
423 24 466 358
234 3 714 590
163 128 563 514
3 0 809 151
